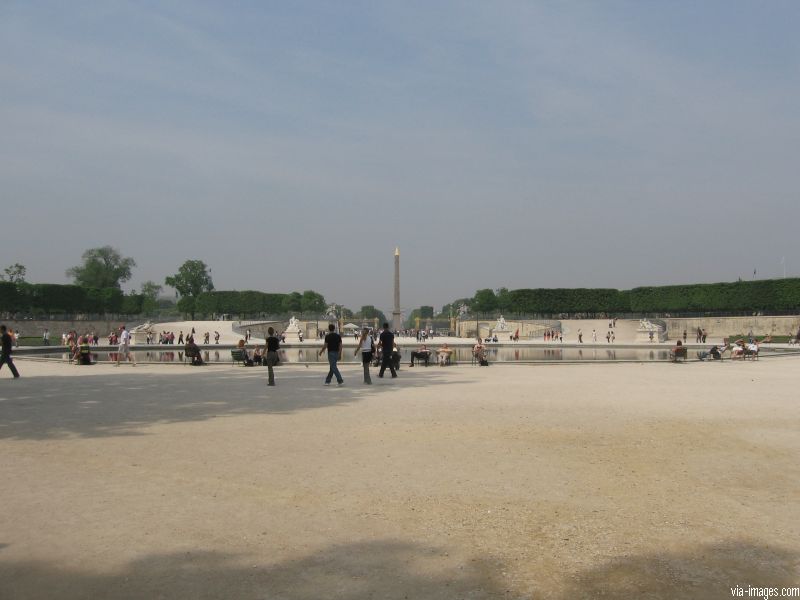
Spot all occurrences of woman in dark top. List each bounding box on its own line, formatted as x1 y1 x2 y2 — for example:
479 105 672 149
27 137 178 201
265 327 280 386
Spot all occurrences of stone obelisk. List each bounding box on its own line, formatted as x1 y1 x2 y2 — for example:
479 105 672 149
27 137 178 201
392 247 401 332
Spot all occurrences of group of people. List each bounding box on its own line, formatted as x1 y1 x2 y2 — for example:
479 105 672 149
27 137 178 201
233 329 282 384
683 328 709 343
543 330 562 342
407 342 454 366
149 330 219 345
325 322 398 385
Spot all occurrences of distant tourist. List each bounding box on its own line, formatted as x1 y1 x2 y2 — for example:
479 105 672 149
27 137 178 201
115 325 136 367
437 343 453 366
214 331 220 344
265 327 280 386
185 336 204 366
178 331 184 345
354 327 374 384
578 329 583 343
236 339 254 366
0 325 21 378
410 344 431 367
592 329 597 342
378 322 397 378
683 329 687 343
473 338 486 364
252 346 264 366
42 328 50 346
319 324 344 385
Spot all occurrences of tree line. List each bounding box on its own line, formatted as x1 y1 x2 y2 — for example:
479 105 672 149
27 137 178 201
439 279 800 316
5 247 799 319
0 247 331 319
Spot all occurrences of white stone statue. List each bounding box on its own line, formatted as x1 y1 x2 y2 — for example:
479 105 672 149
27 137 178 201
495 315 507 331
286 316 301 331
638 319 661 332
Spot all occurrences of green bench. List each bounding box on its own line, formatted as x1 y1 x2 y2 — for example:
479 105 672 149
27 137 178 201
231 348 249 365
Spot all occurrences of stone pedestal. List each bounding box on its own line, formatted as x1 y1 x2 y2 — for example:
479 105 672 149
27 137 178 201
636 321 667 343
131 323 153 345
282 316 302 343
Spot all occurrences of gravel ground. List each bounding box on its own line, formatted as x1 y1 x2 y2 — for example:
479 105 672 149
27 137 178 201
1 358 798 599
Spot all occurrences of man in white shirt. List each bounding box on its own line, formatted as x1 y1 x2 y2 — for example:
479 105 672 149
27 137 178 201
115 324 137 366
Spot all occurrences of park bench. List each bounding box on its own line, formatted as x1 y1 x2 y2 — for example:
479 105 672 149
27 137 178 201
231 348 249 365
670 347 688 362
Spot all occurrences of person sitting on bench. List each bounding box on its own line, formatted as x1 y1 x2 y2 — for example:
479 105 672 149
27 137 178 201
670 340 687 362
236 339 254 366
76 336 93 365
185 336 204 366
698 344 723 361
437 343 453 366
410 344 431 366
473 338 487 363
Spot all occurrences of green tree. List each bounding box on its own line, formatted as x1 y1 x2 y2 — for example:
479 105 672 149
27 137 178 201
301 290 326 314
1 263 26 283
282 291 302 314
358 305 387 324
140 280 162 315
472 288 498 314
495 287 511 312
0 281 21 313
122 293 144 315
66 246 136 289
165 260 214 319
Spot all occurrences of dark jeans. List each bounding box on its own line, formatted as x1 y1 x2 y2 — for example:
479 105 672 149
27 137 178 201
410 351 430 366
266 351 279 385
361 352 372 383
379 353 397 378
0 354 20 377
326 352 343 384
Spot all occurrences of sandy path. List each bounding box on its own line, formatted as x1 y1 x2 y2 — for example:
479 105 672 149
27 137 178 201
1 359 798 599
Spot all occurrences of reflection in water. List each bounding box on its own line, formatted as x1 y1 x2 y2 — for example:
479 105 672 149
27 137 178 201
36 346 792 364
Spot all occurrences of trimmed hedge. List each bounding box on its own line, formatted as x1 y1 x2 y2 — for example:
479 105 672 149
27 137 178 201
0 282 127 315
465 278 800 315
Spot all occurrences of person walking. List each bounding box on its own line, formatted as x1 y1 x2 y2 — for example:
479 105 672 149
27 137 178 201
0 325 21 378
42 328 50 346
265 326 280 386
115 324 137 366
354 327 374 384
318 323 343 385
378 322 397 378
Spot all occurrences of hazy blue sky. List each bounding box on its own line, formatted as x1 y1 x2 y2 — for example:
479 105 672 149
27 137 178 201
2 1 799 314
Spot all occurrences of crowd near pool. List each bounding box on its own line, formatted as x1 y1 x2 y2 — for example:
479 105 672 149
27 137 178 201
31 344 800 364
